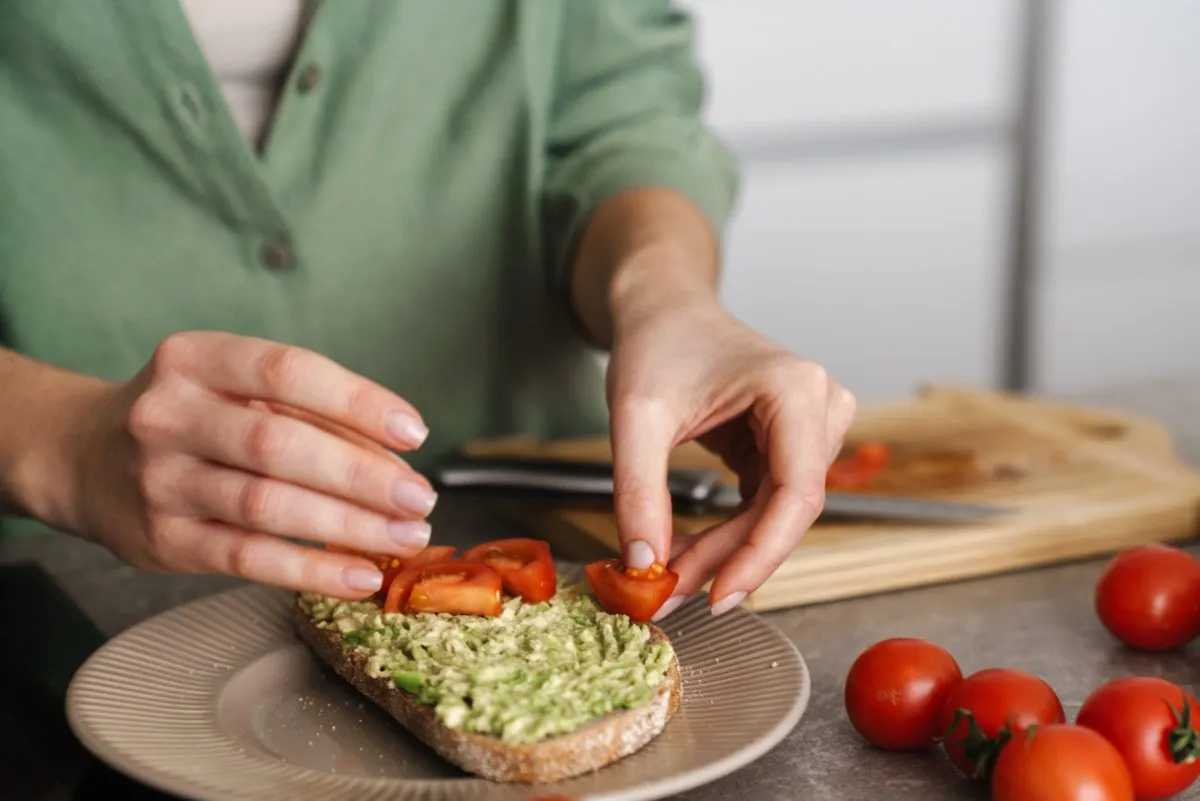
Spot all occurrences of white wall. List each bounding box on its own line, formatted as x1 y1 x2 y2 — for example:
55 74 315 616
1032 0 1200 392
684 1 1200 400
683 0 1020 402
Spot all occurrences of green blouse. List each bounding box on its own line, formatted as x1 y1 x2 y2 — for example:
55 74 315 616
0 1 737 539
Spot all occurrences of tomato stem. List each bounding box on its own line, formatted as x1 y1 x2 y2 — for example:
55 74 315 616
1166 696 1200 765
943 708 1013 781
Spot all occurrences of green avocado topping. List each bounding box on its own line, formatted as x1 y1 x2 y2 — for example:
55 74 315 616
300 582 674 743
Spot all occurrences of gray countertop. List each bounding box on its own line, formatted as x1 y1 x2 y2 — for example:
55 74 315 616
3 375 1200 800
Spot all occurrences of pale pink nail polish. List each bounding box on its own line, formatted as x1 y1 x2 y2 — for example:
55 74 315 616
387 412 428 448
388 520 432 548
652 594 686 621
391 480 437 516
624 540 656 570
710 591 746 616
344 567 383 592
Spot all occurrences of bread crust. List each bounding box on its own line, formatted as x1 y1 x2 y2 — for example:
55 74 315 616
292 596 681 783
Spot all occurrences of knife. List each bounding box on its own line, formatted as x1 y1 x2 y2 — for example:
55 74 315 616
432 456 1011 522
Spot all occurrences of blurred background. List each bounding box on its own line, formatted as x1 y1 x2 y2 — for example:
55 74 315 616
681 0 1199 403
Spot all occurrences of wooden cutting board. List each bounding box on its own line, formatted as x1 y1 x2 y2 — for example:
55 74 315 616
463 385 1200 611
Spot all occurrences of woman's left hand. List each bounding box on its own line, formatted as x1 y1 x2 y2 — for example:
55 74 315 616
605 295 856 620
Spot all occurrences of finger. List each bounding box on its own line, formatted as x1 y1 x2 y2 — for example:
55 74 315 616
154 332 428 451
609 397 677 570
175 393 438 520
709 396 827 612
156 519 386 598
264 401 408 462
180 461 432 557
667 500 764 599
824 384 857 463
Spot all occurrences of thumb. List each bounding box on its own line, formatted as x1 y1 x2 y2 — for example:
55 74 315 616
609 399 676 570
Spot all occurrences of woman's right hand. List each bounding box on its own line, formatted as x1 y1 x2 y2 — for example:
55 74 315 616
57 331 437 598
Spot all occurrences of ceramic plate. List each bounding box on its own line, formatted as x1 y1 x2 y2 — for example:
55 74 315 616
66 569 809 801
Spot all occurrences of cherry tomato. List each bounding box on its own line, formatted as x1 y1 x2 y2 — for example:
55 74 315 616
992 724 1135 801
584 559 679 622
936 667 1065 780
1076 676 1200 800
461 538 557 603
1095 544 1200 652
404 560 503 616
844 638 963 750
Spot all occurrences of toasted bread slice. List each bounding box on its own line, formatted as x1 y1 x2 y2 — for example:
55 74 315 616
293 596 682 783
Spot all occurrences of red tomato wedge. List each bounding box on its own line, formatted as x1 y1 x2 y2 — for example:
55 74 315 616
826 441 891 490
383 569 419 613
404 561 503 616
377 546 459 611
461 538 557 603
826 460 877 490
327 544 457 597
584 559 679 623
404 545 458 568
854 441 891 469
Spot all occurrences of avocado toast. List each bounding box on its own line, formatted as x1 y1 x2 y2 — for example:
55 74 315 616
294 541 683 783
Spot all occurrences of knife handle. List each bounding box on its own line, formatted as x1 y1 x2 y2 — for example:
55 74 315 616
432 456 725 506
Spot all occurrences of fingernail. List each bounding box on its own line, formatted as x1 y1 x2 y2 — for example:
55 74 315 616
652 594 686 621
388 520 431 548
710 591 746 616
391 480 438 516
624 540 656 570
344 567 383 593
387 412 428 448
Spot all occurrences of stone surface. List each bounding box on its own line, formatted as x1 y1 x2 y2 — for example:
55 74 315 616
3 376 1199 800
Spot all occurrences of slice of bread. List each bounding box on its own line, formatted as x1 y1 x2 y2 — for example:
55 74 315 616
292 595 682 783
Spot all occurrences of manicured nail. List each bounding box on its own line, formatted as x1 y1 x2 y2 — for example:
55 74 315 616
391 480 438 516
344 567 383 592
710 591 746 616
652 594 686 621
624 540 656 570
387 412 428 448
388 520 431 548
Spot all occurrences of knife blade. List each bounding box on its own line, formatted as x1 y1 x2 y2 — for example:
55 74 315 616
433 456 1011 522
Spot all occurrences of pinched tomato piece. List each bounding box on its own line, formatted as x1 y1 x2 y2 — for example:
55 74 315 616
405 561 503 616
584 559 679 623
462 538 557 603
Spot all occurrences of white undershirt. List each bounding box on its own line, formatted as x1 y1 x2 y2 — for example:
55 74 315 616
177 0 308 146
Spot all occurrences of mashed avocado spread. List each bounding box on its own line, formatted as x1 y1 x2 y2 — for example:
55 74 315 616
300 582 674 744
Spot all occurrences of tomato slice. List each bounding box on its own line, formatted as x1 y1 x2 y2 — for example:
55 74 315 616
382 569 419 612
853 441 891 470
405 545 458 568
461 538 557 603
405 561 503 616
584 559 679 623
826 441 891 490
826 460 876 490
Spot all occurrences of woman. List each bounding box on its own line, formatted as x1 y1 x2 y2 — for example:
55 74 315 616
0 1 854 621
